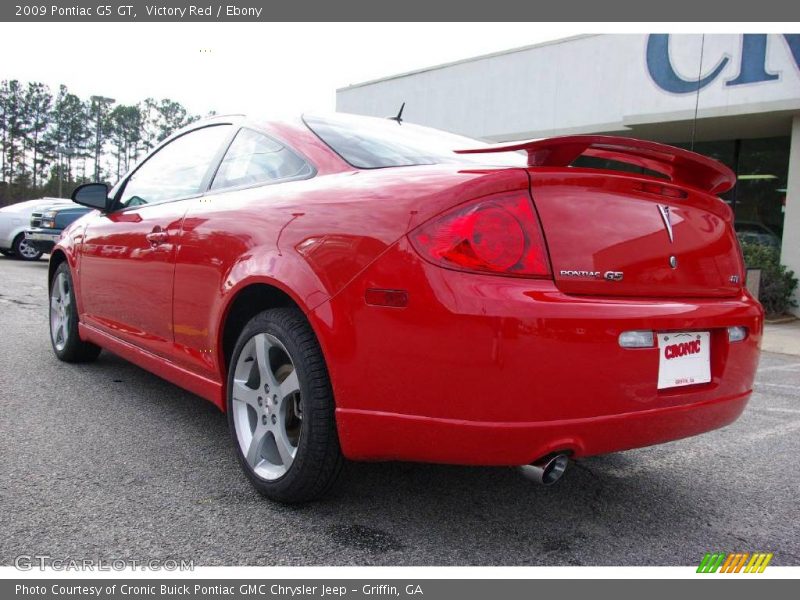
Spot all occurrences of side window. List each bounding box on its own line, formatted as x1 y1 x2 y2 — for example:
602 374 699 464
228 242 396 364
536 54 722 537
117 125 231 208
210 128 312 191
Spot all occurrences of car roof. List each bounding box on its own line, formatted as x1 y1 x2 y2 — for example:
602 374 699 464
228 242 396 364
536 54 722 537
0 198 72 213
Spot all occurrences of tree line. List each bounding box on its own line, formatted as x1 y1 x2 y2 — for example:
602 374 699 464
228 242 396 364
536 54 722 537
0 80 213 206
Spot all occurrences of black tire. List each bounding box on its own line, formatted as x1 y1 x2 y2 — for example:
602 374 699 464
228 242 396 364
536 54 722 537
227 307 343 503
49 262 102 363
12 233 43 261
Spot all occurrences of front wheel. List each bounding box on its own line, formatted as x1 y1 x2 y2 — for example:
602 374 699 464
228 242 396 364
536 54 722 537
13 234 42 261
227 308 343 503
49 262 101 362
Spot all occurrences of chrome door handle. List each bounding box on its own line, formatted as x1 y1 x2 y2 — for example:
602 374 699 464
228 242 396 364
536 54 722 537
146 228 168 246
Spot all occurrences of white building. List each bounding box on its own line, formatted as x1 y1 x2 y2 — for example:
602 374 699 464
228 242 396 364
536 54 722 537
337 34 800 313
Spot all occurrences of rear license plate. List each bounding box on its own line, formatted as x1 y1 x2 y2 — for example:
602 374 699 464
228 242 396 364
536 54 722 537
657 331 711 389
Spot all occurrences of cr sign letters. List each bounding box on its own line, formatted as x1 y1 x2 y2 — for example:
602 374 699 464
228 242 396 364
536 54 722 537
647 34 800 94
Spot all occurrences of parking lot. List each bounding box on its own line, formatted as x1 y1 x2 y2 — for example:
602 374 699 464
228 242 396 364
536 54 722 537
0 256 798 566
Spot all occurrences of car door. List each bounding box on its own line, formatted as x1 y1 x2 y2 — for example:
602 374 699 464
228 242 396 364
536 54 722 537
171 126 315 377
79 123 233 360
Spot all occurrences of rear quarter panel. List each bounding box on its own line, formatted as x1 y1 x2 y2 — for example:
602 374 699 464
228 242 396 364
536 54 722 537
170 165 530 383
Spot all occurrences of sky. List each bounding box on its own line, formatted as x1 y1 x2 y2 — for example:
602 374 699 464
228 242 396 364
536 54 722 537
0 23 584 118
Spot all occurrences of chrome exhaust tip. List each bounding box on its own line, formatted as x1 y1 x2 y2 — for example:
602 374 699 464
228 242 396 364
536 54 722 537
519 453 569 485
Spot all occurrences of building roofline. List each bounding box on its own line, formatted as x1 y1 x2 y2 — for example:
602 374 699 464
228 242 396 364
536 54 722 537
337 34 599 92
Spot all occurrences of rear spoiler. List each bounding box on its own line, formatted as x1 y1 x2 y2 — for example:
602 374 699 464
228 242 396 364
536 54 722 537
455 135 736 195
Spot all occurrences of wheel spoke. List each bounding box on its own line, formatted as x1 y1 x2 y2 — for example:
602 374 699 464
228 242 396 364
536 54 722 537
254 333 279 390
278 368 299 400
20 240 36 257
232 379 261 410
273 426 295 468
246 424 268 467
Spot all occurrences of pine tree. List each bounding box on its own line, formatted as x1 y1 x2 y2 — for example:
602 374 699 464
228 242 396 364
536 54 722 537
155 98 190 142
47 85 90 196
0 80 211 201
88 95 115 182
0 81 7 184
109 104 142 180
2 80 26 199
25 81 53 191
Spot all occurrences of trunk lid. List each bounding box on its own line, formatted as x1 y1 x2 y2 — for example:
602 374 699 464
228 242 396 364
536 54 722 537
529 170 743 298
455 135 744 298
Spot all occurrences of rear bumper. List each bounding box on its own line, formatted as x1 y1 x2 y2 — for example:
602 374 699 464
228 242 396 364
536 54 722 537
337 390 750 465
315 239 763 465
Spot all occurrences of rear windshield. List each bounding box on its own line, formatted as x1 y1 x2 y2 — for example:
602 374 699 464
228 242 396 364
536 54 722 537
303 113 526 169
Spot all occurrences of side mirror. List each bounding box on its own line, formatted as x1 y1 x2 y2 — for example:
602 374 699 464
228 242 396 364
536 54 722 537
72 183 110 211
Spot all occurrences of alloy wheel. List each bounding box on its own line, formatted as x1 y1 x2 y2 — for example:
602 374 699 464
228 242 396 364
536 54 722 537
232 332 303 481
50 271 70 352
18 238 40 259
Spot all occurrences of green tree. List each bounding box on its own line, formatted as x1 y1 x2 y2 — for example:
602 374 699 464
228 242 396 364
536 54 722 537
0 81 7 185
88 95 115 182
47 85 90 196
24 81 54 191
0 80 211 201
139 98 161 153
1 80 26 199
108 104 142 180
155 98 190 142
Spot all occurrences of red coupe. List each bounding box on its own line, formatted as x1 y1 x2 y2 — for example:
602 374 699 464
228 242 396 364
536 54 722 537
50 113 762 502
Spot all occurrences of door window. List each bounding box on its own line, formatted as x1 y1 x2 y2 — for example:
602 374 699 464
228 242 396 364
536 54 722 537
117 125 231 208
210 128 312 191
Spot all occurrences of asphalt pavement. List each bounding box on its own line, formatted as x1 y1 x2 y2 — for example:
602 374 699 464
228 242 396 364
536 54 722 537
0 256 798 566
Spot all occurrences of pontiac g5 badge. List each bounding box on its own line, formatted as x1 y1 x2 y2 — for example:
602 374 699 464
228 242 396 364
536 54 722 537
559 270 624 281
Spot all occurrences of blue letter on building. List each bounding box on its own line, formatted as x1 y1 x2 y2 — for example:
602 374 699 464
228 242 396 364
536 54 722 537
727 35 779 86
647 34 729 93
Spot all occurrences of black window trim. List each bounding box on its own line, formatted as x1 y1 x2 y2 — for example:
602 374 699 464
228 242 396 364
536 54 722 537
302 113 445 171
202 125 317 197
109 121 239 213
108 119 317 213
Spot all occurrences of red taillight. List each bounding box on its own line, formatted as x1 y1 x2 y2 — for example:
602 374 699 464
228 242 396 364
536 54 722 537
409 193 551 278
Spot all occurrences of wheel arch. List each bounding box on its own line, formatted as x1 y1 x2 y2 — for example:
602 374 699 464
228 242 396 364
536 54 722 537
49 245 87 317
48 249 68 287
217 279 325 382
8 226 27 247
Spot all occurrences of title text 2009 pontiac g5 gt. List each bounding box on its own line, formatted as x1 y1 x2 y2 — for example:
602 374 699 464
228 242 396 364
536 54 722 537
48 113 762 502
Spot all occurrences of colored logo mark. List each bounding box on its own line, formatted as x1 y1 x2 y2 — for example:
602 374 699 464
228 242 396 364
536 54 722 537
697 552 773 573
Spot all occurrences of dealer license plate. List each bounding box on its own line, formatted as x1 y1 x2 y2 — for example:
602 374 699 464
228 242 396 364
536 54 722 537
657 331 711 390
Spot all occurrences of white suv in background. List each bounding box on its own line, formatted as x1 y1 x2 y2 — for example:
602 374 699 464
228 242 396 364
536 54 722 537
0 198 72 260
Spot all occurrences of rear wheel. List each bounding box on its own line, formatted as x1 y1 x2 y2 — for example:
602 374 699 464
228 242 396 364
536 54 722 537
227 308 343 503
50 262 101 362
13 234 42 261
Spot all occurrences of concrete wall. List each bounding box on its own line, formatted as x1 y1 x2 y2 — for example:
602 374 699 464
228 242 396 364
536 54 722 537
337 34 800 142
782 115 800 316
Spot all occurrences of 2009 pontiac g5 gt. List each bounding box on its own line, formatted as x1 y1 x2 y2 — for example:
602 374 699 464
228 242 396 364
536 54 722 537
49 113 762 502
